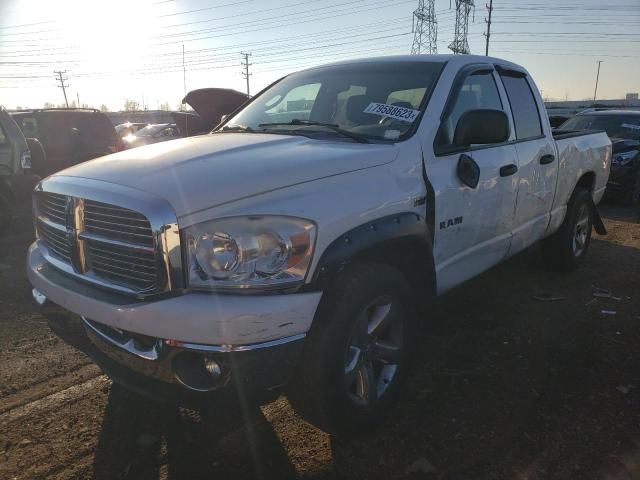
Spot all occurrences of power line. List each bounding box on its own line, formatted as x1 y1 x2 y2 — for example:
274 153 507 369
411 0 438 54
241 52 252 96
54 70 69 107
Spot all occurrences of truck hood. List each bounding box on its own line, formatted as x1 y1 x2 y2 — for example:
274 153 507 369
55 133 398 217
182 88 249 130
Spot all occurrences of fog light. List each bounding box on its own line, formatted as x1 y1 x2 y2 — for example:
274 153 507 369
203 357 222 379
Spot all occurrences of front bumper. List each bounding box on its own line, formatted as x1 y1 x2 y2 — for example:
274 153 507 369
36 296 305 405
27 242 322 404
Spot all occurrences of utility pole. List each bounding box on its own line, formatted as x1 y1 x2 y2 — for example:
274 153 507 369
182 44 186 110
241 52 252 96
593 60 603 102
484 0 493 56
449 0 474 55
411 0 438 55
54 70 70 108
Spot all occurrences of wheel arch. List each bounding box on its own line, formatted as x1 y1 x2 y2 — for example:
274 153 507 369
306 213 436 300
576 171 596 194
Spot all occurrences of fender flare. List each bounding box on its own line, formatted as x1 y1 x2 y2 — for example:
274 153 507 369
304 213 435 294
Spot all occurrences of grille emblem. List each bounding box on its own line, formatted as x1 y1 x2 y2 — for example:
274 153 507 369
63 196 85 273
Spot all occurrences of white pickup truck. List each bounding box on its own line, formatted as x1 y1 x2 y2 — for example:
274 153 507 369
28 55 611 435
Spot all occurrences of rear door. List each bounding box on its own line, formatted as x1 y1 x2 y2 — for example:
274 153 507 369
497 67 557 253
428 65 520 293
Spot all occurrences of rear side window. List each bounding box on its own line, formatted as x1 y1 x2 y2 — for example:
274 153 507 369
500 75 543 140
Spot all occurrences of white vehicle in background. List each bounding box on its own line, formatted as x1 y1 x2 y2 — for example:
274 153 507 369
28 55 611 435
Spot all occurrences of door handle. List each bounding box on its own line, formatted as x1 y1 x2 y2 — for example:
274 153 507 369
540 154 555 165
499 164 518 177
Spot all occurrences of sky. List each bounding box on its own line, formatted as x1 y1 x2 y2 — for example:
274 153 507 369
0 0 638 111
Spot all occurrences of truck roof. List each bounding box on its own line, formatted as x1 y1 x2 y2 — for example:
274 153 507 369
299 54 526 74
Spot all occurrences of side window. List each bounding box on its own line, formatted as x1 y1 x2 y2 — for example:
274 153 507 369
19 117 39 138
264 83 321 121
500 74 543 140
439 71 503 147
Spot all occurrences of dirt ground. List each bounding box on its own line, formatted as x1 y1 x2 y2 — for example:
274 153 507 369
1 204 639 480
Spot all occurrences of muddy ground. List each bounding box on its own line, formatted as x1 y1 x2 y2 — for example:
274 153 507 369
1 205 639 480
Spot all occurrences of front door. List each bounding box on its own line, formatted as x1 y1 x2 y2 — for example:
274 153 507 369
425 66 519 293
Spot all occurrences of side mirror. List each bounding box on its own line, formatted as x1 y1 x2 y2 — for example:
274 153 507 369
220 114 229 123
453 109 509 147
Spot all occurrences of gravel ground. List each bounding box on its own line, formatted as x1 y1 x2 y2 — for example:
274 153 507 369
0 204 639 480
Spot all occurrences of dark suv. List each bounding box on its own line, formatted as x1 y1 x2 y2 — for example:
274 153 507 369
560 110 640 204
10 109 122 178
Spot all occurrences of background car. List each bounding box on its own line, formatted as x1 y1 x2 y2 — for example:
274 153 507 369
10 108 123 178
121 123 181 149
0 109 42 232
560 110 640 204
115 122 148 139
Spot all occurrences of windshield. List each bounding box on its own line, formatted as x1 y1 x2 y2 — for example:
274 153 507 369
134 125 168 137
561 114 640 140
221 61 445 142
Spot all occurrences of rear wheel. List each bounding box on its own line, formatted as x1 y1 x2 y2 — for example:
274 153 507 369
288 263 416 436
542 187 593 272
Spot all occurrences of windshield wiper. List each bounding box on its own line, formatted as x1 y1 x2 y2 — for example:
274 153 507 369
218 124 255 133
258 119 369 143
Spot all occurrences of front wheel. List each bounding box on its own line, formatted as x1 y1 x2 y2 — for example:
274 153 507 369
287 263 416 436
542 187 593 272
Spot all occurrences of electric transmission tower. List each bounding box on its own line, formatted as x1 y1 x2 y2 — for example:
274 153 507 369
411 0 437 55
448 0 474 55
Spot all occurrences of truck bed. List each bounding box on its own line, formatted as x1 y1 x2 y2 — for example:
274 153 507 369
547 130 611 234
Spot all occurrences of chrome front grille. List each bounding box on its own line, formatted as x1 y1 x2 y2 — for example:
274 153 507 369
85 240 158 291
35 189 171 297
37 219 72 263
84 200 154 248
39 192 67 224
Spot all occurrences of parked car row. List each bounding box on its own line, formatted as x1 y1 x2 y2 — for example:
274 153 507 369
0 88 249 231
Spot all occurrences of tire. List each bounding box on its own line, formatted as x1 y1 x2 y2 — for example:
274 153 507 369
542 187 593 272
287 262 416 437
0 191 13 235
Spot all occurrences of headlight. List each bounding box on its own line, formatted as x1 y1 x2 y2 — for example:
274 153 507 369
185 216 316 290
612 150 637 166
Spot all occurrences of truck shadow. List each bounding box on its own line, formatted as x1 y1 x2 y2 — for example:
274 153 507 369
330 233 640 479
90 208 639 480
92 385 300 480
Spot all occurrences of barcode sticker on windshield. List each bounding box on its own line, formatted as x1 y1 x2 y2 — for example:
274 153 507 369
622 123 640 130
364 102 421 123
